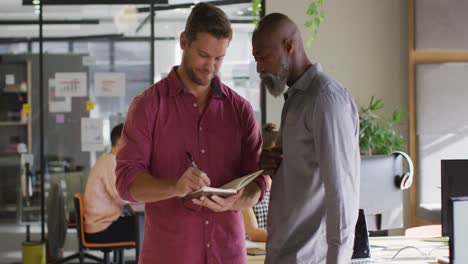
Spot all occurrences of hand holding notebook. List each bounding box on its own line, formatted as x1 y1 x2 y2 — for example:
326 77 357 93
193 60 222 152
183 170 264 199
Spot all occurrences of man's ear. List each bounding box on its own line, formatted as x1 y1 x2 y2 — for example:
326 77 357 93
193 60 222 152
283 39 294 56
180 32 187 50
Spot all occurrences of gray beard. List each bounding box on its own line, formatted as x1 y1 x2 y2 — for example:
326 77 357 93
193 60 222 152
260 72 287 97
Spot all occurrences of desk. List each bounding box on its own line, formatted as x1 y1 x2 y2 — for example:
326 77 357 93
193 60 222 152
367 236 448 263
245 237 448 264
127 204 448 264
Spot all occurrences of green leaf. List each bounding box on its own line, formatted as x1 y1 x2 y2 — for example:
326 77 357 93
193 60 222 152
392 111 406 121
314 17 322 27
307 3 317 15
370 99 384 110
310 18 319 29
305 20 314 28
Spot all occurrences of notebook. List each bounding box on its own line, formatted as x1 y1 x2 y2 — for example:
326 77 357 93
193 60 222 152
184 170 263 199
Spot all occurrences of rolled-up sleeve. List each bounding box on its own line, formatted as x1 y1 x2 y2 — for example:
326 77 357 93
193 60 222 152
312 87 360 264
116 94 158 202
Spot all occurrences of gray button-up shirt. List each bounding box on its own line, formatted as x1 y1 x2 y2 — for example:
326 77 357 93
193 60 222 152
266 64 360 264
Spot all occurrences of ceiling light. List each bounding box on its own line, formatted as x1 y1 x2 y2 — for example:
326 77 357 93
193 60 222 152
114 5 138 33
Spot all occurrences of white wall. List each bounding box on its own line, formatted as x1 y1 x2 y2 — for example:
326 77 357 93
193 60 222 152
265 0 409 135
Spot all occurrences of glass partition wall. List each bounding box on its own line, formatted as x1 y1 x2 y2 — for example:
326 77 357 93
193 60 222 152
0 0 259 246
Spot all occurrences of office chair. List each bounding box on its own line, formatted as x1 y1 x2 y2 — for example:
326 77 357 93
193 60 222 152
54 193 136 264
360 152 413 232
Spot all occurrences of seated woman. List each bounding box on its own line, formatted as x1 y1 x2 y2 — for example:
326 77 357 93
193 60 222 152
242 176 271 242
83 123 135 243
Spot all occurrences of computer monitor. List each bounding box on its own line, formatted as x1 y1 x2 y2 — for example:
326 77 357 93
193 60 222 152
449 196 468 264
360 154 405 231
441 159 468 236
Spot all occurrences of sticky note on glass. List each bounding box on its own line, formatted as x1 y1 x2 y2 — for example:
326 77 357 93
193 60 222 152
22 103 32 113
56 114 65 124
5 74 15 85
86 100 95 111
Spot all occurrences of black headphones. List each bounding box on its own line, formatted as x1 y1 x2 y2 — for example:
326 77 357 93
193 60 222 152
392 151 414 190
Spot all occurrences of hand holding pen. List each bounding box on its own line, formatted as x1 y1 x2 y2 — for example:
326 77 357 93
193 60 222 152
174 151 210 197
186 151 198 168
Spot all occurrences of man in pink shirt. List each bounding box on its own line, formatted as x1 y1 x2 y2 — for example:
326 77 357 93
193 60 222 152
84 123 135 243
116 3 265 264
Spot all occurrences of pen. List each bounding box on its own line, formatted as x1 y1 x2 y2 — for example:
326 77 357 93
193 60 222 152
185 151 198 168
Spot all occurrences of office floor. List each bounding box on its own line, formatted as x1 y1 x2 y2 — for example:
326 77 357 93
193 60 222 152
0 223 137 264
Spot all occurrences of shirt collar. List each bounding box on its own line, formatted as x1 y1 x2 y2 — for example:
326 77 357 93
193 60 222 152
284 63 322 99
167 66 226 98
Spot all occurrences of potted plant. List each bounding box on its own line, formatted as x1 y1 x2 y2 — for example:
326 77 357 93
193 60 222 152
359 96 406 155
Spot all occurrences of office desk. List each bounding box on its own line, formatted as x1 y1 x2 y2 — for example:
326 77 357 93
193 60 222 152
128 203 447 264
247 255 265 264
247 237 448 263
367 236 448 263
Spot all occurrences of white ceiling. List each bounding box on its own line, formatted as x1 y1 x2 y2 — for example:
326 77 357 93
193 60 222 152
0 0 254 38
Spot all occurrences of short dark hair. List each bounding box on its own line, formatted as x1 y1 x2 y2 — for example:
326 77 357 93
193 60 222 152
110 123 123 147
184 2 232 45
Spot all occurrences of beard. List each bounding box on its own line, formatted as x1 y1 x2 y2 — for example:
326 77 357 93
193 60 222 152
186 66 215 86
183 53 215 86
260 61 288 98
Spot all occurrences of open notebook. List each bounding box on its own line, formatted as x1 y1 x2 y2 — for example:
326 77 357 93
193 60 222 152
184 170 263 199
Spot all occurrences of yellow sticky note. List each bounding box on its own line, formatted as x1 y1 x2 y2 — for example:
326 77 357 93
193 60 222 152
22 103 32 113
86 101 95 111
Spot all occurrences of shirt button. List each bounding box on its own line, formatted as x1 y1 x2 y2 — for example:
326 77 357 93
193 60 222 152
205 220 209 225
199 127 203 131
193 103 197 107
206 243 211 248
201 149 205 154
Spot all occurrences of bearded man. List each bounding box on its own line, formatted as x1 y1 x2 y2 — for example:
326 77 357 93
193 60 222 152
252 13 361 264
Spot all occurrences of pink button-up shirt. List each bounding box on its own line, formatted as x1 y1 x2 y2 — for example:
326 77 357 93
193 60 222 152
116 66 264 264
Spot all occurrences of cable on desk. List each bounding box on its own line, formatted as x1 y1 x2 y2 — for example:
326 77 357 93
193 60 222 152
391 245 449 260
427 245 449 256
391 246 427 259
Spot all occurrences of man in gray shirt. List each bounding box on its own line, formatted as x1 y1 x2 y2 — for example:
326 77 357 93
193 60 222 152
252 13 360 264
